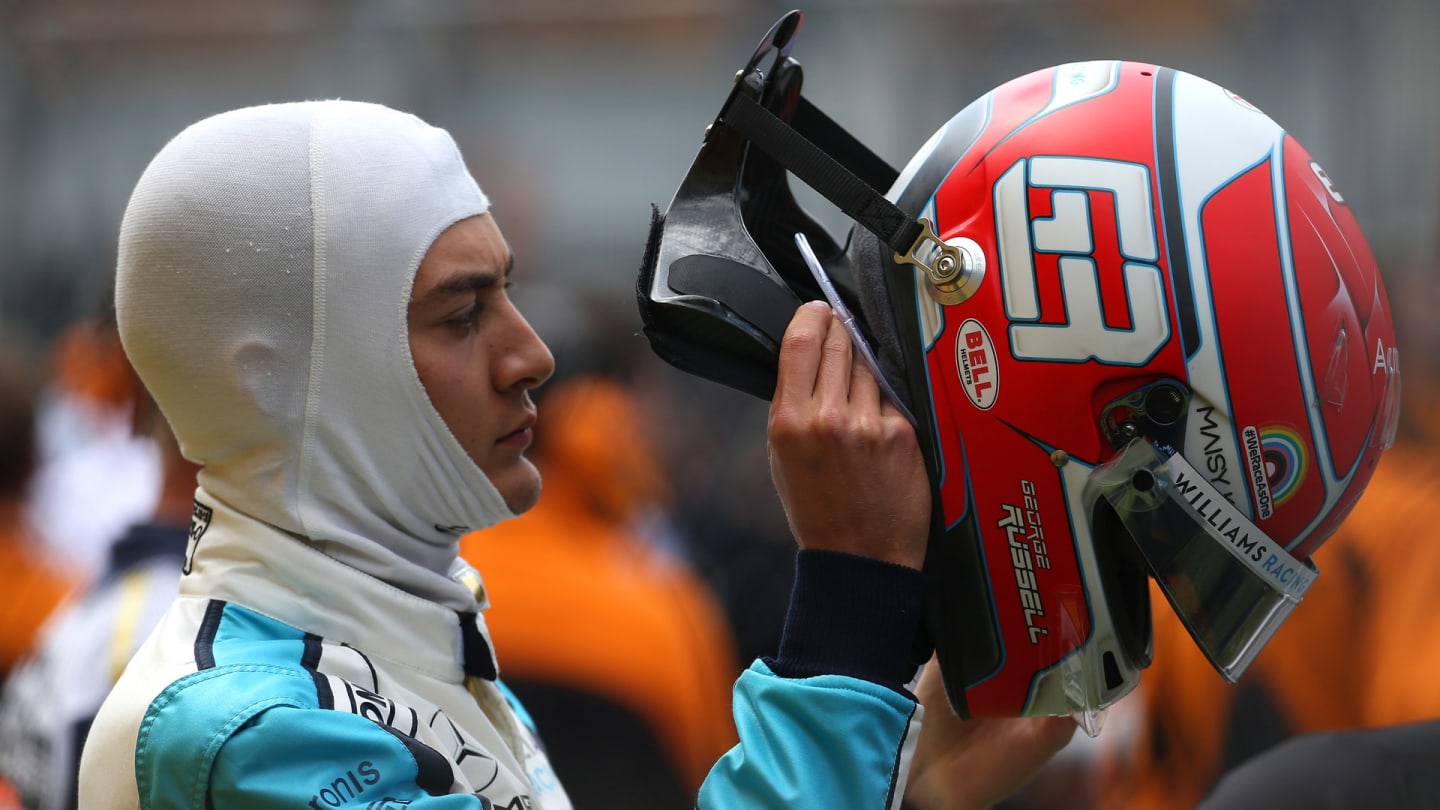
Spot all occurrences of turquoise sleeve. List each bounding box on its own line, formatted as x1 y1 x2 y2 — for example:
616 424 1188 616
207 707 482 810
698 660 920 810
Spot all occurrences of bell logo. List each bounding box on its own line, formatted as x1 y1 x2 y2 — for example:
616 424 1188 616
956 319 999 410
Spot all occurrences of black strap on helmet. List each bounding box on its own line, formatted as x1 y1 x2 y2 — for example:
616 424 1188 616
718 91 922 259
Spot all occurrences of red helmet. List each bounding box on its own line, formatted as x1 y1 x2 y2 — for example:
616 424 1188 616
639 11 1401 721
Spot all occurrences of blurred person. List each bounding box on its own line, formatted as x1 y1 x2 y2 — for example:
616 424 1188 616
25 316 161 580
0 353 199 810
460 374 738 807
638 365 797 668
1196 719 1440 809
77 99 1066 810
0 339 77 684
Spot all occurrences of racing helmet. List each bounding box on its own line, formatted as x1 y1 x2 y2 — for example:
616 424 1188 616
638 10 1402 722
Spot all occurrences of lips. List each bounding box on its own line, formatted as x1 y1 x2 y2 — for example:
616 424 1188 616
497 413 537 446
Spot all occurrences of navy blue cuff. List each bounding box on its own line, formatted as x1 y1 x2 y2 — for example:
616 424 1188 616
767 549 926 695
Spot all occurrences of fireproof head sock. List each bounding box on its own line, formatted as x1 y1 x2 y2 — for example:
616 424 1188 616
116 101 515 610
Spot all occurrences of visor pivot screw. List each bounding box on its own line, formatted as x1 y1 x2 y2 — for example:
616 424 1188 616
1050 450 1069 467
935 254 957 279
1119 421 1139 440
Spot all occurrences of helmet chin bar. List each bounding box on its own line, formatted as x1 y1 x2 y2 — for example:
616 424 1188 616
638 10 858 402
638 7 979 404
699 9 968 303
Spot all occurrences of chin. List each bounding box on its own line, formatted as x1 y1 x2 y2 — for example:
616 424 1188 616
496 464 543 515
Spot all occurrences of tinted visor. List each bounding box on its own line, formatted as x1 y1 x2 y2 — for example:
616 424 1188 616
1085 440 1318 681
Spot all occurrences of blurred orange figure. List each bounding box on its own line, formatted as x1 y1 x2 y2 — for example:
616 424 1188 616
0 341 76 680
460 375 738 808
27 315 163 581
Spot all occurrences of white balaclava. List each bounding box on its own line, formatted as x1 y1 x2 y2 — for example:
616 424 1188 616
115 101 515 611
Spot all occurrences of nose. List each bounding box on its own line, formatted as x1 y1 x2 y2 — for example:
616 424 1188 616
493 300 555 393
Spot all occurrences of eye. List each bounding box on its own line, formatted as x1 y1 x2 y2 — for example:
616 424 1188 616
441 278 514 332
447 300 483 330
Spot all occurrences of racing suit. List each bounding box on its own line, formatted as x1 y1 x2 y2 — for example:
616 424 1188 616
80 490 926 810
81 491 570 810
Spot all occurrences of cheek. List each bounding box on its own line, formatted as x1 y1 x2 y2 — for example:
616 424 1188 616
412 340 490 436
412 341 453 408
429 371 490 432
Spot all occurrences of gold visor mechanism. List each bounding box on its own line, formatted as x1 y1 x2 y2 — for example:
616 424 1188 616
892 218 987 306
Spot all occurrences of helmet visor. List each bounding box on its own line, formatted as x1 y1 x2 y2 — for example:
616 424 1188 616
1085 439 1318 681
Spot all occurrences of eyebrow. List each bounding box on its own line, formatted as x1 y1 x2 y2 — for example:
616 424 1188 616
422 254 516 301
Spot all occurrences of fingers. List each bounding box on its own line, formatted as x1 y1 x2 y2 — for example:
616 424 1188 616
773 299 894 444
848 338 883 419
768 300 933 569
906 713 1079 810
776 299 881 411
1028 715 1081 758
815 309 854 409
775 301 832 405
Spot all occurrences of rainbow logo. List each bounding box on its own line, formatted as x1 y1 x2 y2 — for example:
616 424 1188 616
1259 425 1308 507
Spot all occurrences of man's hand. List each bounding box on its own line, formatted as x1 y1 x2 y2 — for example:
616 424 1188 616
767 301 931 570
906 658 1078 809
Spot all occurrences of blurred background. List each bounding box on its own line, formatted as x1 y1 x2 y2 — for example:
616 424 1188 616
3 0 1436 582
0 1 1436 808
1 0 1435 344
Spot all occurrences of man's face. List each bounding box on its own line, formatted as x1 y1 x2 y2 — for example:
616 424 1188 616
409 213 554 513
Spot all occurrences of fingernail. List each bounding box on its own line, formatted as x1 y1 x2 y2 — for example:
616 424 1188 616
802 300 832 314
